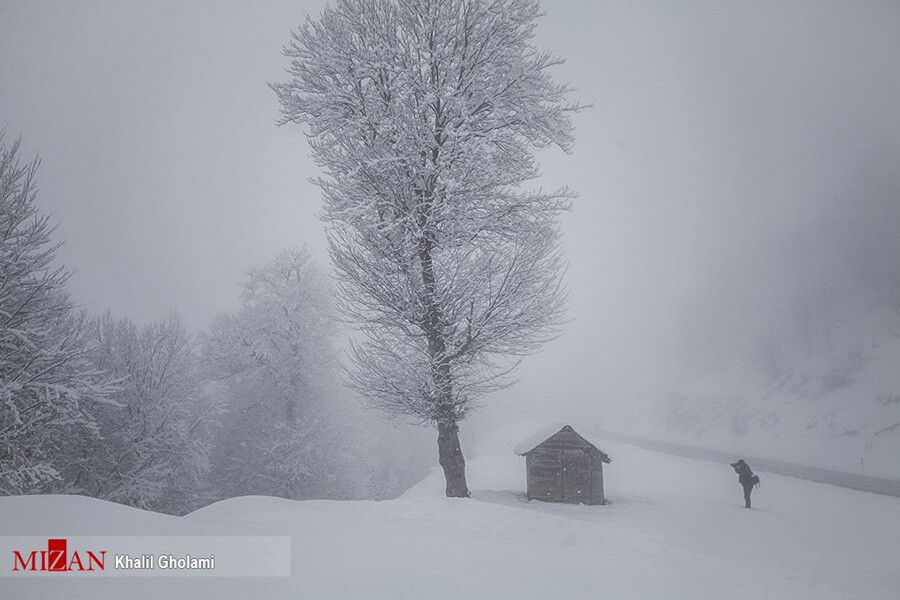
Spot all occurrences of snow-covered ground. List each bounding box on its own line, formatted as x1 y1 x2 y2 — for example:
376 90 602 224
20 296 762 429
605 327 900 481
2 423 898 599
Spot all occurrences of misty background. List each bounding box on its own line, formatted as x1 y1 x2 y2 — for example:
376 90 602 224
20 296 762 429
2 0 899 498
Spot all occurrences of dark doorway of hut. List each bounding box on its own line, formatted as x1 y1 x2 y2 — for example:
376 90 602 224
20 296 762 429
563 448 592 501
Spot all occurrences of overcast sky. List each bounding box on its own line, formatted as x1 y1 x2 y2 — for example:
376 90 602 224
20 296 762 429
2 0 899 426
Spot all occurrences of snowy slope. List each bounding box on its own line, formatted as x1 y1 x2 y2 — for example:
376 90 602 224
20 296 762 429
2 423 899 599
612 328 900 481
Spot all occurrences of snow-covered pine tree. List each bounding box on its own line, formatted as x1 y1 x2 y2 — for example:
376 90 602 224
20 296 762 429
0 133 114 495
272 0 582 496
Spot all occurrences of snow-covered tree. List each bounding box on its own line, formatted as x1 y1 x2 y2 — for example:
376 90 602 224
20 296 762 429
202 248 363 500
0 133 114 495
80 312 212 514
272 0 581 496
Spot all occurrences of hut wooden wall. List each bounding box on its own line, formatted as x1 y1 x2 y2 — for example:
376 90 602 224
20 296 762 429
524 428 605 505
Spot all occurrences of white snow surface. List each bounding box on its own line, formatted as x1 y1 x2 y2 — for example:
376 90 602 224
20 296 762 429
610 327 900 481
2 422 899 599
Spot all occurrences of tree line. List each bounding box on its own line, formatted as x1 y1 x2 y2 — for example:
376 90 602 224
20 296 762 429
0 133 429 513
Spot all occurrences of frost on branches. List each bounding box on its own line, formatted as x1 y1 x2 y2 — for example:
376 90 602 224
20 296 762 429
202 249 363 501
273 0 583 496
77 312 213 514
0 134 114 495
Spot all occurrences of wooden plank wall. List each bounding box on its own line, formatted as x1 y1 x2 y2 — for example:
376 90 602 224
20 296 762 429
525 428 605 505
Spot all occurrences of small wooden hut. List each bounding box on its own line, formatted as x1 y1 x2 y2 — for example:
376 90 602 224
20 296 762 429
515 425 611 505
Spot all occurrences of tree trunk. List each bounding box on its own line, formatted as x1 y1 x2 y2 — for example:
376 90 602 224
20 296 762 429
416 191 470 498
437 419 470 498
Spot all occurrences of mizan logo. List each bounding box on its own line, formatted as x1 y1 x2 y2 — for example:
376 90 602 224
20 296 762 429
12 538 106 572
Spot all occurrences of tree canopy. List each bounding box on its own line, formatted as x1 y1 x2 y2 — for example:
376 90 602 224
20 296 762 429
274 0 581 496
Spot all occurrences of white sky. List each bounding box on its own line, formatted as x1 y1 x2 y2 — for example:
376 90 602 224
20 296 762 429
2 0 899 423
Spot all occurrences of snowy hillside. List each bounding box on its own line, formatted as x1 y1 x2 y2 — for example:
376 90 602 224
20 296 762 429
2 423 898 599
605 326 900 481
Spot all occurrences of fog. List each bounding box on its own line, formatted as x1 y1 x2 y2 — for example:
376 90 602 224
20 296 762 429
480 0 900 432
2 0 899 465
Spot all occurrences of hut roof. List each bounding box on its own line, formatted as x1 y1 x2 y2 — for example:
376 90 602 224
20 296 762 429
514 423 611 463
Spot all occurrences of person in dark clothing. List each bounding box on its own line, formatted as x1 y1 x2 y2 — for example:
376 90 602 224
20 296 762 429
730 459 759 508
